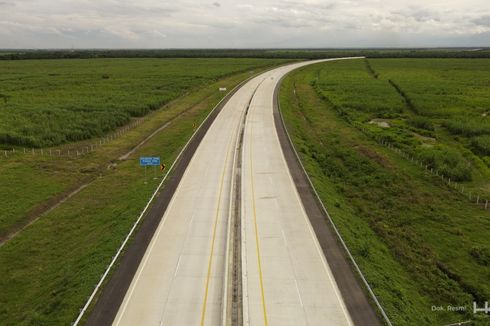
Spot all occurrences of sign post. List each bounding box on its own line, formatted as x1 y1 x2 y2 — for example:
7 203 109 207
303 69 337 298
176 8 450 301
140 157 161 184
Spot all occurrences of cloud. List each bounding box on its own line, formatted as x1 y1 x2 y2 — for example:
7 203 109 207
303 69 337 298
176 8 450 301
0 0 489 48
0 1 15 6
474 15 490 27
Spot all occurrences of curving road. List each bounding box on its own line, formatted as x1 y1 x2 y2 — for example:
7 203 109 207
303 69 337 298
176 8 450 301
88 59 379 326
241 64 352 326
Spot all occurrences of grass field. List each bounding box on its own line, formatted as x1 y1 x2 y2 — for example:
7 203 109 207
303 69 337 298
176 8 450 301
0 60 287 325
0 58 288 241
313 58 490 196
0 58 285 148
280 60 490 325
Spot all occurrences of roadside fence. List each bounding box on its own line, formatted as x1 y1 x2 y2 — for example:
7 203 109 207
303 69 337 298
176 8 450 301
1 117 147 159
354 123 489 211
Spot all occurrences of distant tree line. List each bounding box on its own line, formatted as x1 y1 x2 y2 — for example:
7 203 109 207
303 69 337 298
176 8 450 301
1 48 490 60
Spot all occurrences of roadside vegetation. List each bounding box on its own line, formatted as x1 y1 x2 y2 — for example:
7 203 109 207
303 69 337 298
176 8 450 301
1 48 490 61
0 58 284 148
280 60 490 325
313 58 490 196
0 58 288 241
0 60 287 325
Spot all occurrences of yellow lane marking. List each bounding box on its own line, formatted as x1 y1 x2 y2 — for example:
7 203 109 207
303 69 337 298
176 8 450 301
248 114 269 326
200 114 236 326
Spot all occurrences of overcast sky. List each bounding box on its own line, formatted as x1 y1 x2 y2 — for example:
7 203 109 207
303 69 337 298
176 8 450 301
1 0 489 49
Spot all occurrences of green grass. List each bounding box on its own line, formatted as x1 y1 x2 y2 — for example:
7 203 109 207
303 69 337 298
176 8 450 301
0 59 289 241
0 58 285 148
0 162 80 238
0 62 289 325
0 125 185 325
280 61 490 325
312 58 490 194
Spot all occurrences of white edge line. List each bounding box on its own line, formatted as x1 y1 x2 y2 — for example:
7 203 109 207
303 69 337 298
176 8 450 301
275 57 393 326
274 58 358 325
268 59 354 324
284 152 354 326
119 131 202 325
72 70 261 326
174 256 182 277
115 150 193 325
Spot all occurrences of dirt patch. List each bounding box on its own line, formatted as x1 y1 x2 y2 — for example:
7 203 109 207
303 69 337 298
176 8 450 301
356 145 393 169
369 119 390 128
412 132 436 148
0 180 93 246
412 132 436 143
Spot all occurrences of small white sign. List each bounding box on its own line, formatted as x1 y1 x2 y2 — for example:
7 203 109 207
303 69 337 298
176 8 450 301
219 87 227 92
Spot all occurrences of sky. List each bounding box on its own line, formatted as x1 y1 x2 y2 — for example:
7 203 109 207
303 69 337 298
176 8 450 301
0 0 489 49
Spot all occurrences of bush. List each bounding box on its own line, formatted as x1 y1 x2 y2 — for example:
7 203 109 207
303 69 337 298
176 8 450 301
417 146 472 181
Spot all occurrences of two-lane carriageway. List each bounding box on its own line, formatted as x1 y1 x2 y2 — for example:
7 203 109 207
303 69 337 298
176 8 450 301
102 59 373 326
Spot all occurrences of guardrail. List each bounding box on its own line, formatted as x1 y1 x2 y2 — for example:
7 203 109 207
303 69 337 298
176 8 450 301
1 117 148 159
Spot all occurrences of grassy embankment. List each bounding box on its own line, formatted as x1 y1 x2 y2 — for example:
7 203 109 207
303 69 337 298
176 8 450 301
280 59 489 325
315 59 490 197
0 58 289 325
368 59 490 192
0 58 288 241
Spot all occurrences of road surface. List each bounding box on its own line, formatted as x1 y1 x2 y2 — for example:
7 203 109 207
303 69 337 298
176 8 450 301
241 64 352 326
103 59 376 326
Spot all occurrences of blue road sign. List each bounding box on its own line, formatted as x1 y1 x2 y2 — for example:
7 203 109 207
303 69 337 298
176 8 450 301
140 156 160 166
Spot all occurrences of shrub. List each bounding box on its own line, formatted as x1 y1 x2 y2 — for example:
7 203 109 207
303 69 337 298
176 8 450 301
417 146 472 181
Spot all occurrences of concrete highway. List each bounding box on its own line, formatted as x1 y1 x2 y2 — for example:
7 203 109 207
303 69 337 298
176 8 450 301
103 59 375 326
241 64 352 326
